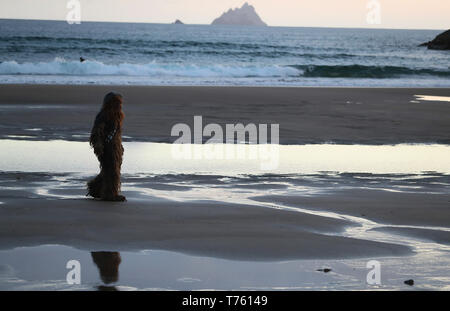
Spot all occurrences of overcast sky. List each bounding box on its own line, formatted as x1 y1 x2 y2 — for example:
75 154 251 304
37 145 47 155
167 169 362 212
0 0 448 29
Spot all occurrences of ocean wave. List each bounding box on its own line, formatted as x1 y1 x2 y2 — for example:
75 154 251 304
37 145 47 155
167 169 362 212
289 64 450 78
0 36 288 50
0 58 300 77
0 36 365 60
1 58 449 79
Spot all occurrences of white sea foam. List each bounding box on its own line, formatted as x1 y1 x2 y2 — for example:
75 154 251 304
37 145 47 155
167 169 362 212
1 58 450 87
0 58 301 78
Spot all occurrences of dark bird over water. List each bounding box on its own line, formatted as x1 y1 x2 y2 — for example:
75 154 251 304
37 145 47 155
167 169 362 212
80 57 86 62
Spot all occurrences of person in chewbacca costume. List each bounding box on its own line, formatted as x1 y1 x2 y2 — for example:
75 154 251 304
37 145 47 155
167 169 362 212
87 92 126 202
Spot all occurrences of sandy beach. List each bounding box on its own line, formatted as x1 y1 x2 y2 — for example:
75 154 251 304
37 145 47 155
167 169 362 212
1 85 449 144
1 85 450 290
0 175 413 260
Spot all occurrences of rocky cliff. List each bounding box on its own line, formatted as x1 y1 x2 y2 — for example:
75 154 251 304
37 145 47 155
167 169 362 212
419 29 450 50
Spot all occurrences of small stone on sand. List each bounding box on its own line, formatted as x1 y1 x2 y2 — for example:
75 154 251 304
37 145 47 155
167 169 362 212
404 279 414 286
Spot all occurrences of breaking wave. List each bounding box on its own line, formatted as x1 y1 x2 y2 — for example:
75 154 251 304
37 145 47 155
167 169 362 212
0 58 299 77
289 64 450 78
1 58 449 79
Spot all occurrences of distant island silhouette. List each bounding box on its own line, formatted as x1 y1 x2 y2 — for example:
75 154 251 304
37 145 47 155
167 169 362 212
211 2 267 26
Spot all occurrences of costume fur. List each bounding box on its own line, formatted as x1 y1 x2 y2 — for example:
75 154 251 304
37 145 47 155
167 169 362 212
91 251 122 284
87 92 126 201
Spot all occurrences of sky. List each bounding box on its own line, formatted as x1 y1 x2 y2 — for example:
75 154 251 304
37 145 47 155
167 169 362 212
0 0 448 30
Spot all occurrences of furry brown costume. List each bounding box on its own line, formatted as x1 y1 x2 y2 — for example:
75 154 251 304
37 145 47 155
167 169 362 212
91 251 122 284
87 92 126 201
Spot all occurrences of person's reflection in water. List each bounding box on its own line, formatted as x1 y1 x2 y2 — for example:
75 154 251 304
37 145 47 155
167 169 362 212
91 251 121 291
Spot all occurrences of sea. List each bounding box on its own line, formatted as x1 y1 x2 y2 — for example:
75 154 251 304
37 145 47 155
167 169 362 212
0 19 449 86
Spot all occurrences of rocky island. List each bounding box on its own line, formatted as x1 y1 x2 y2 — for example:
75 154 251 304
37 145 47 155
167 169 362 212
173 19 184 25
419 29 450 50
211 2 267 26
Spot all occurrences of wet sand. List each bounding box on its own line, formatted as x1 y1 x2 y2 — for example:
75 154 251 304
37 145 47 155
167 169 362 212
0 245 437 291
371 227 450 246
3 169 450 290
253 190 450 228
1 85 450 290
0 172 412 260
0 85 449 144
2 170 450 290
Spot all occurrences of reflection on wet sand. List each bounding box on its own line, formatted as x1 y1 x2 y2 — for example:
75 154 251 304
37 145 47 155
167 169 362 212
91 251 121 291
414 95 450 102
1 140 450 175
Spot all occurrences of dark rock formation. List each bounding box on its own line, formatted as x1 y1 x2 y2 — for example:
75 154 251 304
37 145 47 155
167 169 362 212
173 19 184 25
419 29 450 50
211 2 267 26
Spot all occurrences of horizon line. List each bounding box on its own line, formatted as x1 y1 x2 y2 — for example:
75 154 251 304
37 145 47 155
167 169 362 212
0 18 445 32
